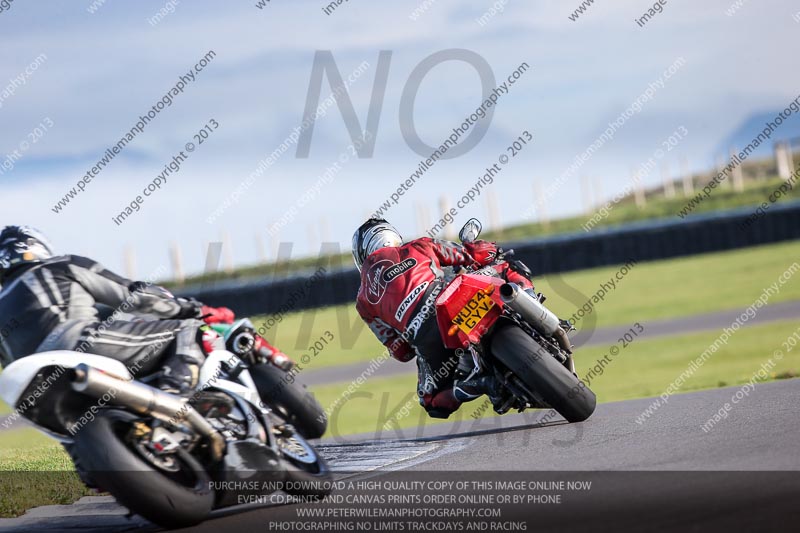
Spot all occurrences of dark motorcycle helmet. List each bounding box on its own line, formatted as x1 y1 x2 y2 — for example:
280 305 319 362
352 218 403 271
0 225 54 283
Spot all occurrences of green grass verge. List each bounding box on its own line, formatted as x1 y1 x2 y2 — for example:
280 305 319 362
310 319 800 437
249 240 800 370
0 430 93 518
535 240 800 328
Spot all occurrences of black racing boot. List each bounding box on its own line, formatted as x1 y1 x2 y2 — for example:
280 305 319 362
453 374 502 404
452 347 502 404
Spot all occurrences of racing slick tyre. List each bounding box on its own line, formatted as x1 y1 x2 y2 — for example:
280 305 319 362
490 323 596 422
71 409 214 529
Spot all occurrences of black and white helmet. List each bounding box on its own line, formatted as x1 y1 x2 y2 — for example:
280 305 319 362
352 218 402 271
0 225 54 282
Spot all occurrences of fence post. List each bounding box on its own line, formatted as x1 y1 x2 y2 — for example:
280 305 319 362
731 148 744 191
681 157 694 196
662 162 675 198
169 242 184 284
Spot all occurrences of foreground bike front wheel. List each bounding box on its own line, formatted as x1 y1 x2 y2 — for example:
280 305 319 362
71 409 214 529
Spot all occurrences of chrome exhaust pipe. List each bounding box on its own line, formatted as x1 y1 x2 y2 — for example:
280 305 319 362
500 283 573 354
500 283 560 335
71 364 225 461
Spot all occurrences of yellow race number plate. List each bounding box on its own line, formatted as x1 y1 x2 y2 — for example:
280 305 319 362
452 290 495 334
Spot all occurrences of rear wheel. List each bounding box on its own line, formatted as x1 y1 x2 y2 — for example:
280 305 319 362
71 410 213 529
490 324 596 422
250 363 328 439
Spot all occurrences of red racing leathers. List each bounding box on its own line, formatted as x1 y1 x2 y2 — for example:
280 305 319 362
356 237 532 417
356 238 471 362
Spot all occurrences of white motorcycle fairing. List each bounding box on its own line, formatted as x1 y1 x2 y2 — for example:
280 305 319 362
0 351 132 409
199 350 261 405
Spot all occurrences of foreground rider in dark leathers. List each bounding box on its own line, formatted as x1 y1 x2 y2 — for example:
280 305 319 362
0 225 233 393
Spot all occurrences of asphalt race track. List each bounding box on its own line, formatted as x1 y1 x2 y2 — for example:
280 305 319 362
3 379 798 532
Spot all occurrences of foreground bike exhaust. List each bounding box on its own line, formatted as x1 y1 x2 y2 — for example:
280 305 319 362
500 283 573 354
71 364 225 461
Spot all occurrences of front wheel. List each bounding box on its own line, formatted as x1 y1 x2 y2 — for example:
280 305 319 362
490 324 596 422
276 428 333 499
71 410 214 529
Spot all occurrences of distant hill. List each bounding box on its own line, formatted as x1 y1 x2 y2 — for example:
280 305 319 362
715 109 800 158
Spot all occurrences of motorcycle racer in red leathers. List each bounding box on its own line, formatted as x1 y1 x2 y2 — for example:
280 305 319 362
353 218 533 419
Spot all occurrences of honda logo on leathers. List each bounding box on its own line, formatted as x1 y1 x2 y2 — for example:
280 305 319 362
395 281 429 322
